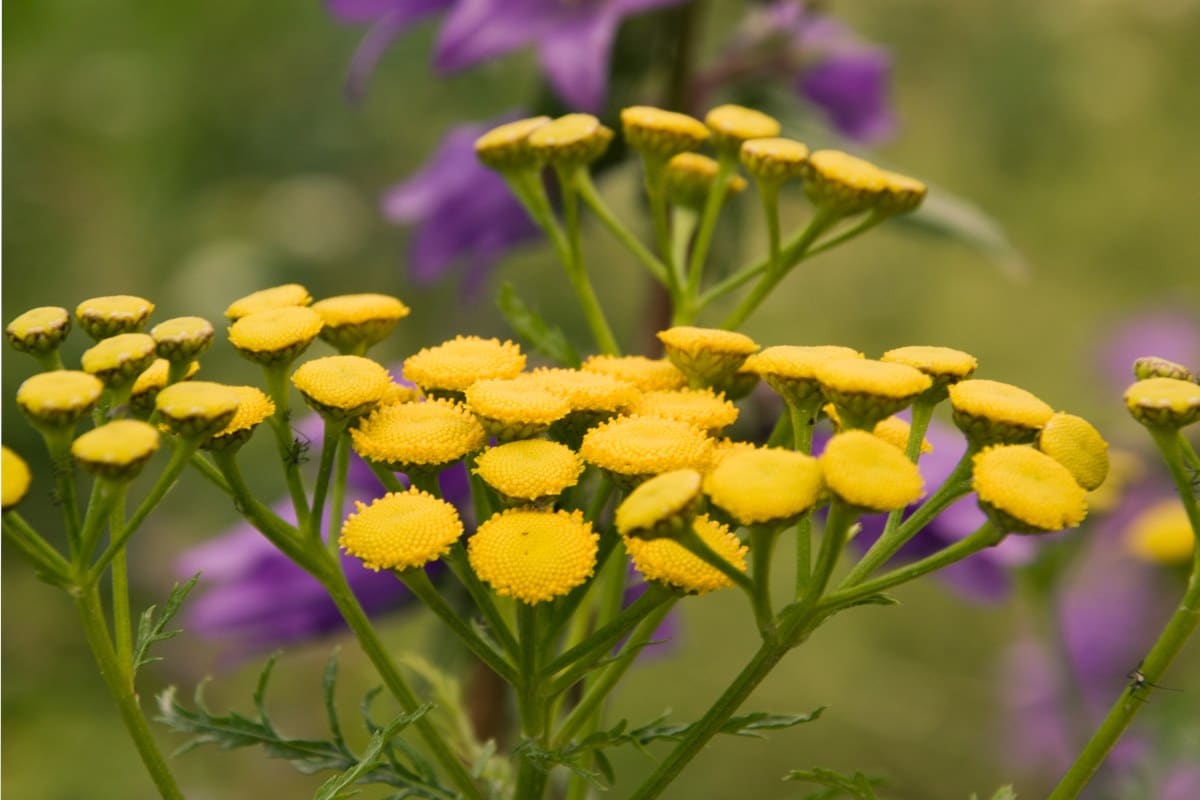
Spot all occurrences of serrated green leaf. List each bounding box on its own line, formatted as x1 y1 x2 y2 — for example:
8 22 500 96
496 282 580 366
133 573 199 675
785 766 886 800
323 649 349 754
986 786 1017 800
900 188 1029 281
314 712 429 800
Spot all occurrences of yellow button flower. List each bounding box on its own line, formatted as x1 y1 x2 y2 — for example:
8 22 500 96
6 306 70 355
580 415 714 486
75 295 154 340
17 371 104 429
81 333 158 387
465 375 571 441
820 431 924 512
468 508 599 604
224 284 312 321
620 106 710 158
581 355 687 392
949 379 1055 445
474 439 583 505
872 415 933 454
1037 413 1109 491
742 345 863 407
292 355 391 420
628 388 739 435
228 306 324 366
972 445 1087 534
403 335 526 396
877 169 927 215
740 137 810 183
1126 498 1194 564
531 368 639 413
203 386 276 452
663 153 749 209
155 381 241 439
616 469 703 540
802 150 888 215
657 326 759 387
625 514 748 595
708 438 761 469
340 488 464 572
705 104 781 153
311 293 410 353
475 116 552 170
1124 377 1200 429
150 316 215 363
703 447 824 526
2 447 32 511
351 398 486 473
129 359 200 416
527 113 613 167
880 345 977 397
816 358 931 429
71 420 160 480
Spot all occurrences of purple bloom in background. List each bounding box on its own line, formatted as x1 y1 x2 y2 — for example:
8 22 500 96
1097 311 1200 391
329 0 685 111
382 118 541 290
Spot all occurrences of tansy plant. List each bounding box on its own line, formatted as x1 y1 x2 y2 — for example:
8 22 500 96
3 105 1198 800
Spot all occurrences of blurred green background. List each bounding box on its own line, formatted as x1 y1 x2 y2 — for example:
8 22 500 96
4 1 1199 798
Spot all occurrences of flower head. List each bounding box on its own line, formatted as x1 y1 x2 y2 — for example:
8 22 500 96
130 359 200 416
740 137 809 183
703 447 824 526
580 415 713 485
2 447 32 511
468 508 599 604
403 335 525 396
949 379 1055 445
228 307 324 367
801 150 887 215
704 104 781 154
75 295 154 340
474 116 551 171
972 445 1087 534
1123 377 1200 429
203 386 275 452
743 344 863 407
465 375 571 440
311 293 410 353
663 153 749 208
871 415 933 454
657 326 759 387
17 371 104 429
474 439 583 505
1037 413 1109 492
620 106 710 159
351 398 486 473
625 514 747 594
150 317 215 363
6 306 71 356
532 367 639 413
880 345 977 397
71 420 159 481
340 488 464 571
155 381 241 439
581 355 686 392
616 469 703 540
628 388 739 434
816 358 931 428
81 333 158 387
528 113 613 168
224 284 312 321
292 356 391 420
1133 356 1194 382
820 430 923 511
1125 498 1193 564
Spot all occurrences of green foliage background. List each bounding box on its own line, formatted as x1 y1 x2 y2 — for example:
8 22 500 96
4 1 1198 798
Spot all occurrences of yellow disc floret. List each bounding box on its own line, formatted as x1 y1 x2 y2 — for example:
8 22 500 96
972 445 1087 534
81 333 158 387
475 116 551 170
224 284 312 321
474 439 583 504
816 358 932 428
616 469 703 539
1126 498 1194 564
705 104 781 152
820 430 924 512
204 386 276 452
311 293 410 353
17 371 104 429
1124 377 1200 429
6 306 71 355
628 388 739 434
150 317 215 362
1037 413 1110 491
292 355 391 420
877 169 928 215
2 447 32 511
340 488 464 571
625 514 748 595
580 415 714 485
403 335 525 395
531 368 639 414
657 326 759 387
155 381 241 439
465 376 571 440
351 398 486 472
75 295 154 340
950 379 1055 445
71 420 159 480
703 447 824 526
468 508 599 604
581 355 687 392
801 150 888 215
228 306 324 366
620 106 710 158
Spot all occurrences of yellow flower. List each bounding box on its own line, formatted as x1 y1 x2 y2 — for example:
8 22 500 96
150 316 215 363
703 447 824 526
1037 413 1110 491
1124 377 1200 429
877 169 928 215
949 379 1055 445
625 514 747 595
628 388 739 435
740 137 809 183
351 398 486 473
475 116 551 170
6 306 70 355
704 104 781 153
224 284 312 321
474 439 583 505
663 153 749 209
311 293 410 353
880 345 977 397
2 447 32 511
75 295 154 340
972 445 1087 534
708 438 761 469
468 508 599 604
742 345 863 407
872 415 933 454
17 371 104 429
129 359 200 416
155 381 241 439
204 386 276 452
71 420 160 480
620 106 710 158
801 150 887 215
1126 498 1194 564
340 488 464 571
615 469 703 539
81 333 158 387
292 355 391 420
581 355 687 392
228 307 324 366
657 326 759 387
1133 356 1194 382
465 375 571 440
381 381 421 405
816 358 931 428
580 415 713 486
403 335 525 396
820 430 924 512
527 113 613 167
531 368 639 413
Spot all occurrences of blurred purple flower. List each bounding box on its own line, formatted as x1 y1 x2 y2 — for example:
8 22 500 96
1097 311 1200 392
329 0 685 111
382 118 541 290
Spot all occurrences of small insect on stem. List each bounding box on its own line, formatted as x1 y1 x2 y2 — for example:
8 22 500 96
285 432 311 466
1126 659 1180 702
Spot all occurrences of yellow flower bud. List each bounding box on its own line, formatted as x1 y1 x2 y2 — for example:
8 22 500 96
1126 498 1194 565
1124 377 1200 429
616 469 703 540
203 386 275 453
224 284 312 321
464 375 571 441
657 326 759 387
474 116 551 171
815 359 931 429
81 333 158 387
468 508 599 604
291 355 391 421
311 293 410 353
880 345 977 399
71 420 159 481
150 316 215 363
1133 356 1194 383
6 306 70 356
403 335 526 397
1037 413 1109 491
75 295 154 340
2 447 32 511
663 152 748 209
474 439 583 506
129 359 200 416
228 306 324 366
625 514 747 595
155 381 241 439
620 106 710 158
802 150 890 216
17 371 104 429
972 445 1087 534
820 431 924 512
705 104 781 154
742 345 864 408
527 113 613 167
703 447 824 527
740 137 809 183
580 415 713 487
949 379 1055 445
340 488 464 571
581 355 687 392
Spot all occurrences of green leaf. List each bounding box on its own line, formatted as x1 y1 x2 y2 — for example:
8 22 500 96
314 714 416 800
133 574 199 675
784 767 886 800
985 786 1018 800
496 281 580 366
900 188 1029 280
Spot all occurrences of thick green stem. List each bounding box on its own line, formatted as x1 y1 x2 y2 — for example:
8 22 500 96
77 479 125 562
306 419 346 545
800 501 854 608
877 399 937 547
669 208 702 324
110 494 133 667
42 430 82 554
263 365 310 529
576 170 670 287
685 154 734 297
558 168 621 356
75 585 184 799
328 431 352 558
751 526 777 634
678 525 753 594
209 451 316 571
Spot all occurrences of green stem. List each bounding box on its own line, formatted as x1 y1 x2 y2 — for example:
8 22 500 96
575 170 670 287
751 526 777 635
208 450 316 571
789 401 818 596
801 212 886 261
678 524 753 594
686 154 734 297
43 430 82 555
800 501 855 608
110 494 133 668
187 451 231 494
263 365 310 529
668 207 701 325
2 513 72 582
329 432 352 558
559 167 621 356
758 181 783 278
75 585 184 799
368 461 407 493
444 543 520 660
877 399 937 549
306 419 347 544
77 478 125 562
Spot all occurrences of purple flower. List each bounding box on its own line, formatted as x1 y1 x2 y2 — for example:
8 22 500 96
382 118 542 290
329 0 685 111
1097 311 1200 392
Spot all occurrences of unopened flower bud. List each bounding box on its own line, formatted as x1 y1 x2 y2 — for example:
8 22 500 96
742 345 864 408
151 316 215 363
311 293 410 354
71 420 159 481
620 106 709 158
663 153 748 209
740 137 809 184
704 104 781 154
75 295 154 340
474 439 583 507
155 381 240 439
202 386 275 453
225 284 312 321
973 445 1087 534
129 359 200 416
528 114 613 168
1037 413 1109 491
6 307 70 356
703 448 823 527
820 430 924 512
657 325 759 387
228 306 323 367
2 447 32 512
1124 377 1200 429
616 469 703 540
815 359 931 429
949 379 1054 446
474 116 551 171
291 355 391 421
1133 356 1194 382
81 333 158 388
881 345 977 401
17 371 104 430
